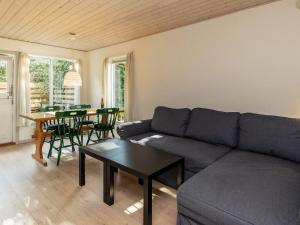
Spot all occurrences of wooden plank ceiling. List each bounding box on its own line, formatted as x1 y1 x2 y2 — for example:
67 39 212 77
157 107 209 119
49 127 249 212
0 0 276 51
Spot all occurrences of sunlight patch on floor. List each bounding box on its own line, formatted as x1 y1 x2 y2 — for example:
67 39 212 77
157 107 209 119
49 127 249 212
124 193 159 215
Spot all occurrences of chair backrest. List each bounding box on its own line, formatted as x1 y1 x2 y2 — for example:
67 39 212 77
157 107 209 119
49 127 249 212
55 110 87 135
96 108 119 129
39 105 65 112
39 106 65 128
69 104 91 110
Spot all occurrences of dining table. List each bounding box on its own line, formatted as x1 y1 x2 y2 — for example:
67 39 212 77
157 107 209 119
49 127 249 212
19 108 99 166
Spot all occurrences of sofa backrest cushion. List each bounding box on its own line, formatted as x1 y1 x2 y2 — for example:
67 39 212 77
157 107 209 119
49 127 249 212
238 113 300 162
185 108 240 147
151 106 191 137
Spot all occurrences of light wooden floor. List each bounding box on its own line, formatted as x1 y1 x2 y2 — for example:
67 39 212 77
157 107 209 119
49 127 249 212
0 142 178 225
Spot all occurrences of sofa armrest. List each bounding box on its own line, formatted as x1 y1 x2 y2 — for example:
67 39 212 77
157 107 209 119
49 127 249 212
117 119 152 140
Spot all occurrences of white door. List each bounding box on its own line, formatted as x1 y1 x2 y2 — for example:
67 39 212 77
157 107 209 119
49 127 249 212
0 56 14 144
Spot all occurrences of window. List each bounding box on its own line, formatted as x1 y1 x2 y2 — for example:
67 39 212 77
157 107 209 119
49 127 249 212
107 57 126 121
30 57 50 110
0 59 8 96
111 60 125 110
52 59 77 106
29 56 79 112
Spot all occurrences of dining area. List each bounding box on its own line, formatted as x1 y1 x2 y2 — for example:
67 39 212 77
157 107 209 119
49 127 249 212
20 104 120 166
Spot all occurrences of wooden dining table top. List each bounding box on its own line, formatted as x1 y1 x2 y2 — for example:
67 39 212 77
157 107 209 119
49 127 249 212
19 108 98 122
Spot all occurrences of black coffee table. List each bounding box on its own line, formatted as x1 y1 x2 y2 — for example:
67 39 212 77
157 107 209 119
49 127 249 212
79 139 184 225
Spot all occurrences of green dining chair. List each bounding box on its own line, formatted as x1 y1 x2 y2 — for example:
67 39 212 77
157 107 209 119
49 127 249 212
69 104 94 144
69 104 91 110
86 108 119 145
39 105 65 112
69 104 94 125
39 105 65 129
39 105 65 143
47 110 87 166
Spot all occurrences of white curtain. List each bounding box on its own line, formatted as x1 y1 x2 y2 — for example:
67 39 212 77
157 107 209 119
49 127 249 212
102 57 113 107
74 59 81 104
124 52 134 122
16 53 30 127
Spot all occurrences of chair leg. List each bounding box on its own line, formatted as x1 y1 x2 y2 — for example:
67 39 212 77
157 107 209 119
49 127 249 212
86 129 93 145
69 135 75 152
57 137 64 166
98 131 102 142
48 136 54 158
76 135 82 146
111 129 115 138
95 130 100 140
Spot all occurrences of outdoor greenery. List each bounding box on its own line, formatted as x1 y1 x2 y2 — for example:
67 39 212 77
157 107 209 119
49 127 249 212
53 59 74 89
0 62 7 82
30 58 50 104
30 57 75 109
115 62 125 110
52 59 75 105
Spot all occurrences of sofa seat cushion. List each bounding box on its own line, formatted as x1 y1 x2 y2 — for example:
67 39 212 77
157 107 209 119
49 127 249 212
185 108 240 148
129 132 231 173
177 151 300 225
239 113 300 162
151 106 191 137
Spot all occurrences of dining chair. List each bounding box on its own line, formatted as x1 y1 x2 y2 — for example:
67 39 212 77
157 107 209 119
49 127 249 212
39 105 65 143
69 104 91 110
69 104 94 143
86 108 119 145
47 110 87 166
39 105 65 129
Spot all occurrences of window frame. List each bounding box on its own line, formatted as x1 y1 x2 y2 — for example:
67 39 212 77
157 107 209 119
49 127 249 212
108 55 126 110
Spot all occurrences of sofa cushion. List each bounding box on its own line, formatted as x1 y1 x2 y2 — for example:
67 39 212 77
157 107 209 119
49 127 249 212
177 151 300 225
129 132 231 173
239 113 300 162
185 108 240 147
151 106 191 137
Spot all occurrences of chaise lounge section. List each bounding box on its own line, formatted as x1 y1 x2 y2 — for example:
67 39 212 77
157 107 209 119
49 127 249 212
118 107 238 187
117 106 300 225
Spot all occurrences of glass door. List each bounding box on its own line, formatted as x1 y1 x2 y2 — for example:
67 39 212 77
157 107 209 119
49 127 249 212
0 56 14 144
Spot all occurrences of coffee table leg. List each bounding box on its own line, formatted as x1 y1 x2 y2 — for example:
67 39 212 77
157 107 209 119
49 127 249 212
103 161 114 205
176 160 184 188
143 177 152 225
79 152 85 186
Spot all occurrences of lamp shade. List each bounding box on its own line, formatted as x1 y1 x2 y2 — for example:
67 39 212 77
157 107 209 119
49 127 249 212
63 68 82 87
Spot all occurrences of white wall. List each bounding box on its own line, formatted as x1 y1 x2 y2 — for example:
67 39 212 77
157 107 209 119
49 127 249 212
88 0 300 120
0 38 89 142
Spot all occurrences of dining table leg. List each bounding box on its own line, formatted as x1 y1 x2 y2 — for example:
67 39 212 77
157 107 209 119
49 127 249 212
32 120 47 166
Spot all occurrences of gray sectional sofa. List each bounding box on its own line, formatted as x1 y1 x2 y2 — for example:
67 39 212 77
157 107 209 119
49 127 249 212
117 106 300 225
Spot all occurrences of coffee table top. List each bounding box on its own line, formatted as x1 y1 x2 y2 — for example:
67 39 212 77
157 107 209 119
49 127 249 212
80 139 183 178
